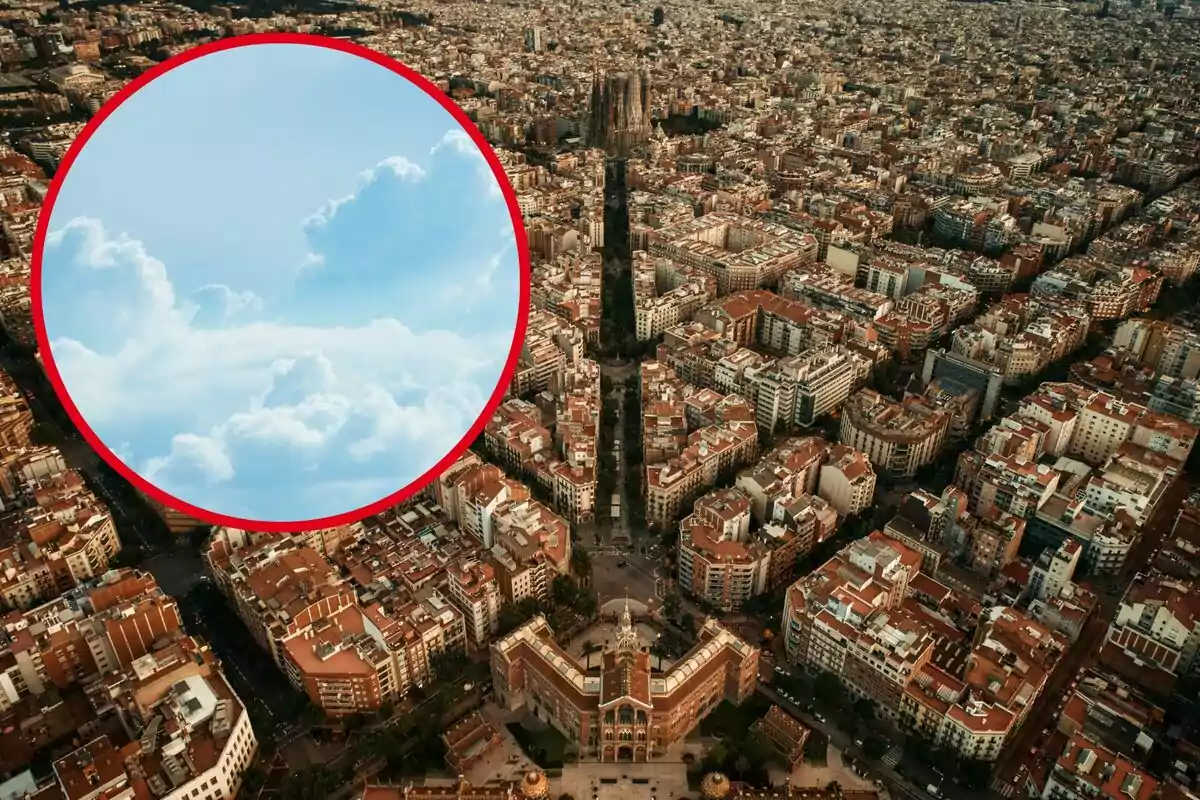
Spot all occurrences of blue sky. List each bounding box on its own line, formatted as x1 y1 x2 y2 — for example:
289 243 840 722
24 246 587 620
40 42 522 524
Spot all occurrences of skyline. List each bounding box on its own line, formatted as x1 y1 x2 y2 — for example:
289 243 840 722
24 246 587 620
37 41 524 523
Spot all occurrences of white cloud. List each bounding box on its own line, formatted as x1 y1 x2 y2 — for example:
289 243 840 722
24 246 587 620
47 217 186 330
304 154 428 230
373 156 426 182
431 128 504 199
438 245 515 310
144 433 235 484
43 218 512 521
194 283 263 319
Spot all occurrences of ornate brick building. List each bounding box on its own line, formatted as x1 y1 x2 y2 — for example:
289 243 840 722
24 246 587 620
491 602 760 761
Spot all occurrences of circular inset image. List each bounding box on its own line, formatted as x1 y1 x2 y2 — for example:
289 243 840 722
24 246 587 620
33 34 529 531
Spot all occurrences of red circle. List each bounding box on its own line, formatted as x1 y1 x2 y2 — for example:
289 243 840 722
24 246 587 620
31 33 530 533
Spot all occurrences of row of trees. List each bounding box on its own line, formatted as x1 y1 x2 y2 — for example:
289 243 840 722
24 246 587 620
775 669 994 791
905 738 993 790
698 732 773 786
496 574 599 638
622 378 647 527
598 378 620 502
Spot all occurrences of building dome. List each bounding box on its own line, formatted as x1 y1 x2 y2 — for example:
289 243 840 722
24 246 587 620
520 770 550 800
700 773 731 800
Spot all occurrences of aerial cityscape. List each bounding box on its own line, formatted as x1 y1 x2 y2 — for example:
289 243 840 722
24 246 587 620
36 38 525 525
0 0 1198 799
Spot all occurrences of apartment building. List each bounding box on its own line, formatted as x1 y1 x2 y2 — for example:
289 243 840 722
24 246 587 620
205 538 357 674
676 487 830 611
735 437 827 522
649 211 816 294
1029 539 1083 601
435 452 572 599
1040 732 1159 800
646 420 759 526
817 443 877 517
641 361 691 464
447 559 502 648
486 376 600 526
484 399 555 475
0 371 33 449
1031 257 1163 321
1023 493 1138 575
677 489 765 610
1 477 123 609
1101 572 1200 692
779 265 893 322
745 345 870 431
964 452 1061 521
1113 318 1200 380
1070 394 1148 465
781 532 927 720
964 506 1027 579
901 607 1067 762
511 309 585 396
839 389 950 478
52 638 258 800
0 569 183 713
632 251 716 340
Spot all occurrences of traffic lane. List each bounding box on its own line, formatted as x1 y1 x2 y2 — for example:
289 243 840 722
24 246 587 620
182 595 302 722
757 684 939 800
996 481 1189 780
591 552 658 606
995 612 1106 781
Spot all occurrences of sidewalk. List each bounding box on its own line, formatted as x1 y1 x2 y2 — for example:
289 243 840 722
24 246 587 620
757 685 936 800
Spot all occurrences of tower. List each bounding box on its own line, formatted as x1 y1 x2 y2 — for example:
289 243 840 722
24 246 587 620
616 598 638 652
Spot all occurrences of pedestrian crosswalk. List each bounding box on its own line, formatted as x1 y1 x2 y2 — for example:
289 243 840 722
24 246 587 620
991 776 1016 797
882 745 903 767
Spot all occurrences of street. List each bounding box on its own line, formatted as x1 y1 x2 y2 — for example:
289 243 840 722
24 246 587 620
758 683 940 800
0 340 304 738
989 474 1191 792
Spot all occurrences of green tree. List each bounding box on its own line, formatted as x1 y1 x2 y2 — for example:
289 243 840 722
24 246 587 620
652 5 665 24
497 597 542 635
552 574 581 608
240 763 268 796
814 672 846 710
851 697 875 721
571 548 593 584
662 593 681 618
862 737 888 761
299 700 327 727
111 544 146 568
959 759 993 790
576 590 598 617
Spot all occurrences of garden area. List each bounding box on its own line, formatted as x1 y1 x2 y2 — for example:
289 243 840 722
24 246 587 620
689 697 774 786
803 733 828 766
507 720 573 769
699 696 770 739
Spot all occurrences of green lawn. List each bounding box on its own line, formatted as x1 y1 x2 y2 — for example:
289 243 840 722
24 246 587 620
507 721 570 768
804 733 828 766
699 696 770 739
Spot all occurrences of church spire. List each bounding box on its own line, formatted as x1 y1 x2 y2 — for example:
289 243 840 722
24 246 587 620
616 596 637 652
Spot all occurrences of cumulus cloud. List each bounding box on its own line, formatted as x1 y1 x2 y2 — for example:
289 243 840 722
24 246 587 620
302 154 426 230
290 129 519 332
431 129 503 199
191 284 263 326
41 132 519 522
42 218 189 352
